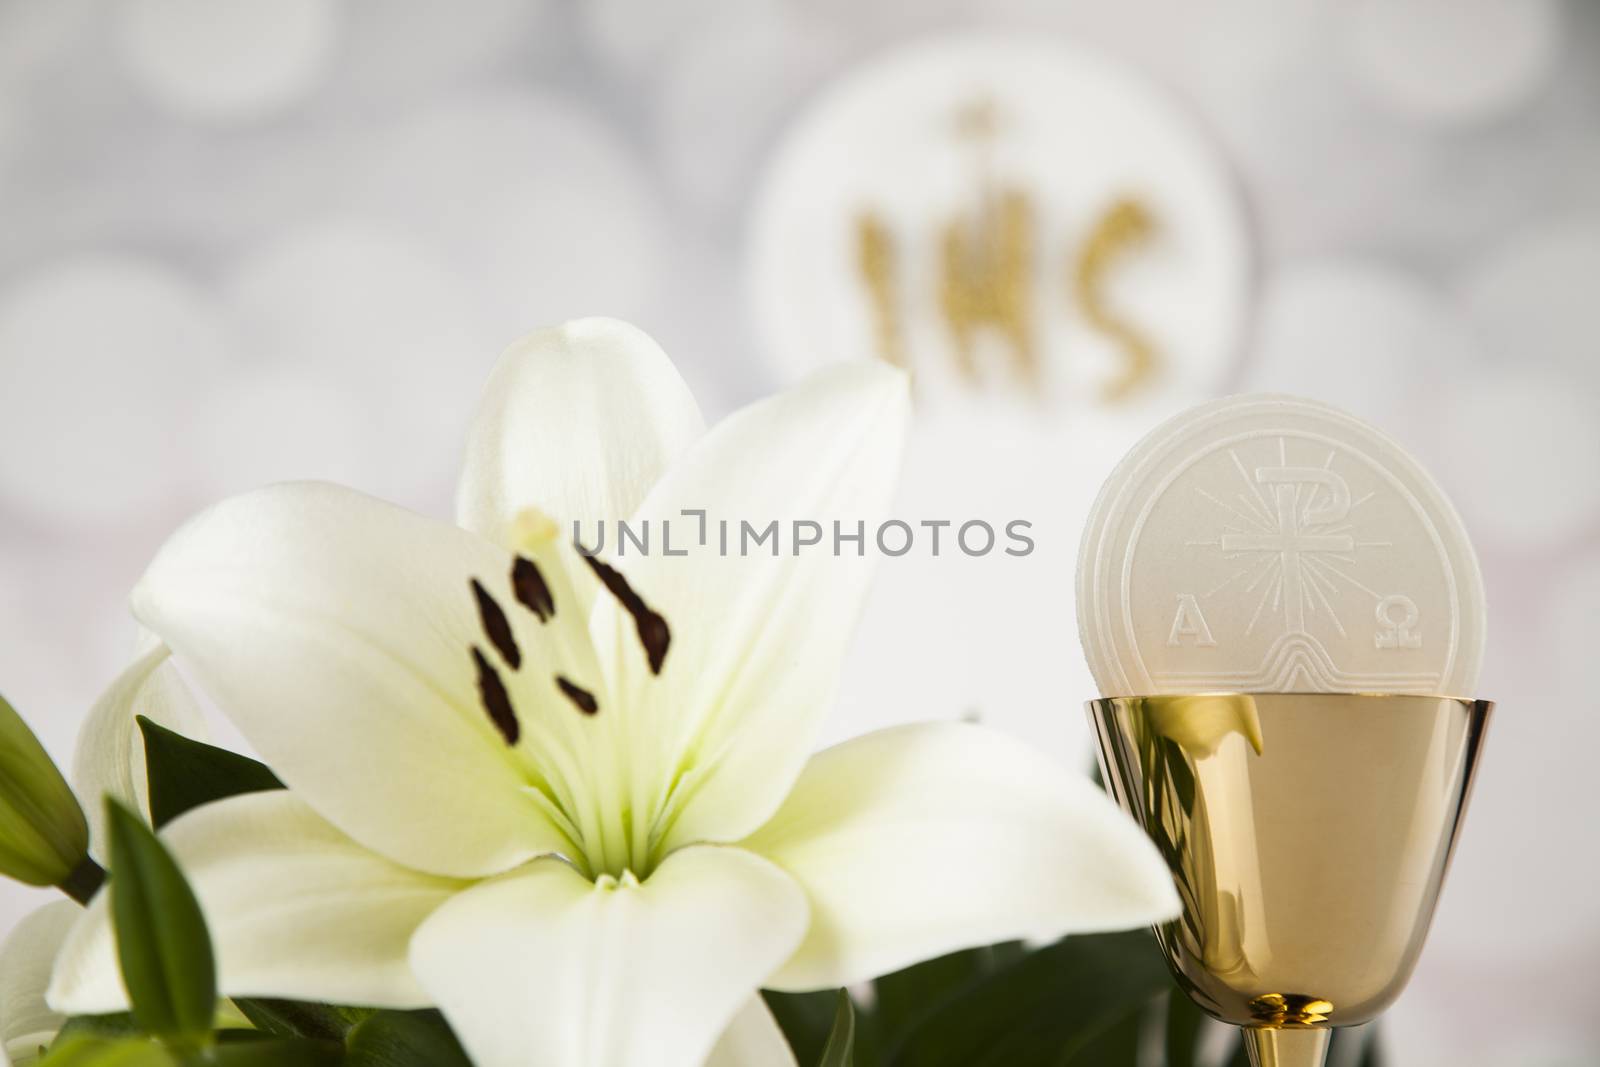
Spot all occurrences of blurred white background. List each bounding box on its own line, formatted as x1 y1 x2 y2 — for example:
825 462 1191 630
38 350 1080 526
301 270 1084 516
1 1 1597 1064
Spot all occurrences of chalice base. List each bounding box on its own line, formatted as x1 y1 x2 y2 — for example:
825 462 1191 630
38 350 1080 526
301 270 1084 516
1243 1027 1331 1067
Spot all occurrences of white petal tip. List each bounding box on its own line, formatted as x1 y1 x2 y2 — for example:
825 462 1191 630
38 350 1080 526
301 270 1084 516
816 357 911 395
500 316 667 362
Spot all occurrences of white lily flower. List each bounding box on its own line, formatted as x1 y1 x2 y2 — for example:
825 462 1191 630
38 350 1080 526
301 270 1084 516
48 319 1178 1067
0 633 206 1065
71 631 209 862
1 902 77 1066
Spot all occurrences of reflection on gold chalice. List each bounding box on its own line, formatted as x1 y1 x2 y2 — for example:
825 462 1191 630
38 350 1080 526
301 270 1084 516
1088 694 1492 1067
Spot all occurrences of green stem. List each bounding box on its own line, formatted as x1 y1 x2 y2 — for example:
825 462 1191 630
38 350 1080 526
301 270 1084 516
58 854 106 906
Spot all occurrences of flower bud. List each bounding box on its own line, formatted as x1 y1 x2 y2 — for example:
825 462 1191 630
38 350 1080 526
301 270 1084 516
0 692 89 887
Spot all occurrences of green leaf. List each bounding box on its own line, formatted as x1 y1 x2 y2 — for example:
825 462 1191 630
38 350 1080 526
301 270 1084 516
45 1024 343 1066
105 799 216 1042
232 999 376 1042
818 990 856 1067
765 989 841 1065
137 718 284 830
344 1010 473 1067
52 1014 144 1045
36 1036 178 1067
868 943 1025 1057
871 948 984 1046
1163 991 1205 1066
1060 1001 1143 1066
200 1036 344 1066
888 931 1170 1066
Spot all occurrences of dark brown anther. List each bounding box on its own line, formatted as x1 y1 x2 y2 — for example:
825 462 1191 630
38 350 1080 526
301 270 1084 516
580 553 671 675
512 556 555 623
555 675 599 716
471 579 521 669
472 646 520 745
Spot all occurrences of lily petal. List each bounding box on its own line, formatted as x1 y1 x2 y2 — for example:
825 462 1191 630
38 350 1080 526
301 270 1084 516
596 362 910 855
744 722 1180 991
1 901 77 1066
132 481 583 878
456 318 706 554
48 792 463 1014
71 632 207 859
706 997 798 1067
411 846 808 1067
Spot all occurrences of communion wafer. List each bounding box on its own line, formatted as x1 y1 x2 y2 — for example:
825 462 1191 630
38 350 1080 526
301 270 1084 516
1077 394 1484 697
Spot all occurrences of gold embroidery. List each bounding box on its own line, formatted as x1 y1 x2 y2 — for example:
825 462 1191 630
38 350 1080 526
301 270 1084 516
938 98 1037 390
850 96 1162 403
938 188 1037 389
1075 197 1160 402
856 212 905 369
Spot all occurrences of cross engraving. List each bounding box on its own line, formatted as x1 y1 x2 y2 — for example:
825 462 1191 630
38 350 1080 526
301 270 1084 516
1220 467 1355 634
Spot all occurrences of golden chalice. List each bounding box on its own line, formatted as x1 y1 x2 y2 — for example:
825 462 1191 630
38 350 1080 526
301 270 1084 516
1088 693 1491 1067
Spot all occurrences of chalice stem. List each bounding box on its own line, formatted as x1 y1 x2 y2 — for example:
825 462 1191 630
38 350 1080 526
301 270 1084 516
1242 1027 1331 1067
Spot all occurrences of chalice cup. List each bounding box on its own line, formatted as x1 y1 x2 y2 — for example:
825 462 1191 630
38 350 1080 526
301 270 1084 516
1088 693 1492 1067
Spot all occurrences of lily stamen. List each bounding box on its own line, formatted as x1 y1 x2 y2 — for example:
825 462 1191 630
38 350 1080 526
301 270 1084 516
470 646 520 745
470 578 522 669
511 556 554 622
580 552 670 674
555 675 599 716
